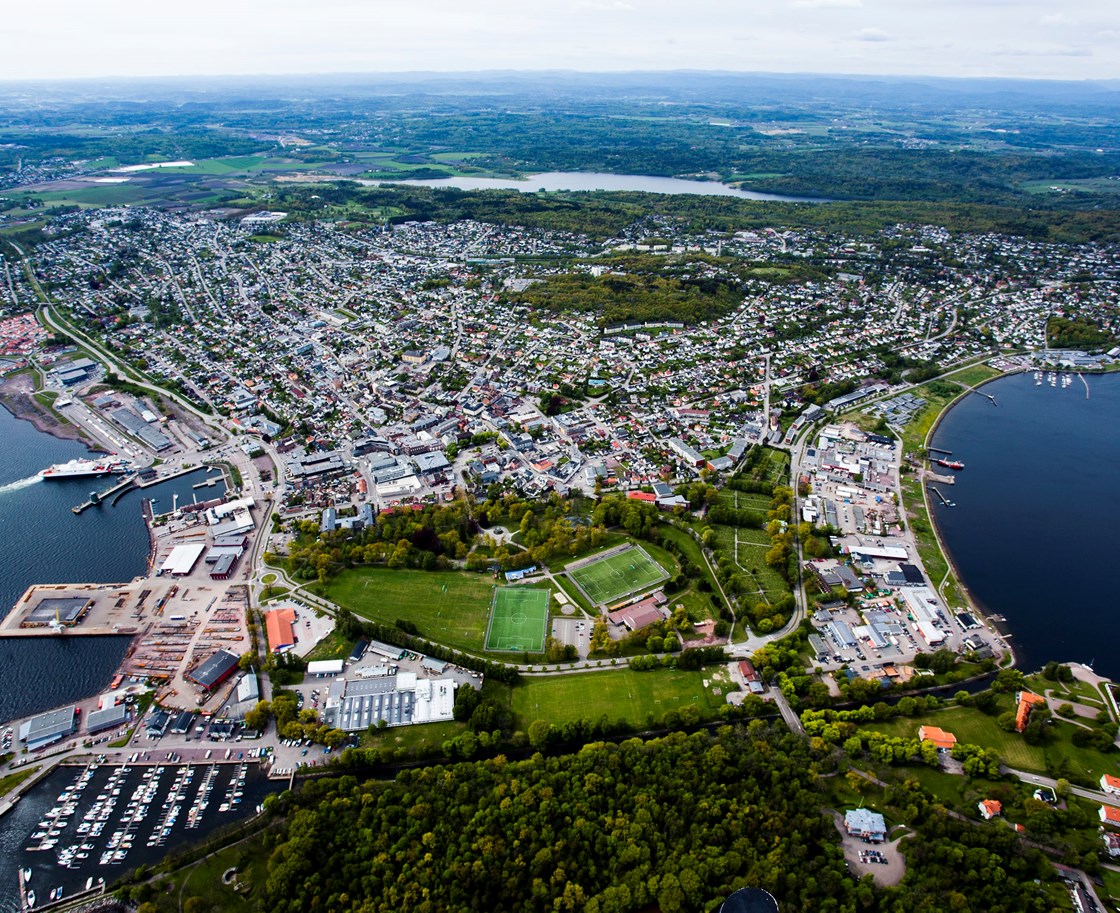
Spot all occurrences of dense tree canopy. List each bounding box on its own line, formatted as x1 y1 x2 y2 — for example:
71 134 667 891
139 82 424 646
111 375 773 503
258 724 1060 913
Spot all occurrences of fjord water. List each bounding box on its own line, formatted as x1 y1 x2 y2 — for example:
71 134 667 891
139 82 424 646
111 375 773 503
0 406 223 724
930 372 1120 680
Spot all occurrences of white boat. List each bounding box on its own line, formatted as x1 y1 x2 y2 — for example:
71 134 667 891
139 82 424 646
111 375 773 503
26 889 35 908
21 867 31 882
85 877 93 891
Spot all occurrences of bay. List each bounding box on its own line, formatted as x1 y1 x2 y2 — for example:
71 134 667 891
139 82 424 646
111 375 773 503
930 371 1120 680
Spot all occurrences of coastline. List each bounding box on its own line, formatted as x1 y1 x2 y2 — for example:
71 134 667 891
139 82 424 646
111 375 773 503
916 368 1020 666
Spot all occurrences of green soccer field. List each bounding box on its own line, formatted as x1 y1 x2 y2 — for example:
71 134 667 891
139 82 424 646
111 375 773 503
485 587 550 653
568 545 669 606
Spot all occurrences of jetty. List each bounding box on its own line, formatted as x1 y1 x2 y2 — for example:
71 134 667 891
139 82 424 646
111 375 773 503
71 475 136 514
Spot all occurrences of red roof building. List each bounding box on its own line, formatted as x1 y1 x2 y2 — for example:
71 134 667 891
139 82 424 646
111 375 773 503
265 607 297 652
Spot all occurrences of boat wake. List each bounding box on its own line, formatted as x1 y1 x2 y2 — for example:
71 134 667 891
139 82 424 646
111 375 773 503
0 474 42 495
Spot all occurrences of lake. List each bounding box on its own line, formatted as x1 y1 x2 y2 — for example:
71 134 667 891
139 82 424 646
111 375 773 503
364 170 822 202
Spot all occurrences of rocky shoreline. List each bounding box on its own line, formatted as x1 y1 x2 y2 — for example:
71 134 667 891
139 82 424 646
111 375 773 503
0 372 92 448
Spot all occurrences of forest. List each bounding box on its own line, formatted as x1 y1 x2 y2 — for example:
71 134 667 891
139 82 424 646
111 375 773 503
248 724 1061 913
275 182 1120 245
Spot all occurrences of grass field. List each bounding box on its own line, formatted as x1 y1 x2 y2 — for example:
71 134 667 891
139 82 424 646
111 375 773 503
861 704 1119 778
511 668 729 728
485 587 550 653
711 524 790 603
568 545 669 605
324 567 494 654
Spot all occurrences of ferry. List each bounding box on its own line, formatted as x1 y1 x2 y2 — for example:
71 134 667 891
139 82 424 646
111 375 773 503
935 458 964 470
39 457 129 480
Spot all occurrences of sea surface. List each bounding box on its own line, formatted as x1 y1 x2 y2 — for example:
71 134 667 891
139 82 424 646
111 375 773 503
365 170 823 201
0 406 224 724
930 371 1120 680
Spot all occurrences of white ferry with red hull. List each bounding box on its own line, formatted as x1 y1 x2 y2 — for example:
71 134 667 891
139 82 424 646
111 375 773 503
39 457 129 480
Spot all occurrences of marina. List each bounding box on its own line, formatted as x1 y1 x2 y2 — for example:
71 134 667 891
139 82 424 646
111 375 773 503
5 760 277 910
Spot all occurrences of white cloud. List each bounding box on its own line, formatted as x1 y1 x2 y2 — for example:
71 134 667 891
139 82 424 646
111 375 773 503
790 0 862 8
855 27 892 42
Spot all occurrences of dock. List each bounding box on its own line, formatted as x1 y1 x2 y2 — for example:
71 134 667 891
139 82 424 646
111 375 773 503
973 390 997 406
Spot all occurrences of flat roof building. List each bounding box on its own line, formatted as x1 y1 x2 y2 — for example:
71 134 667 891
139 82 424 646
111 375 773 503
25 595 94 627
19 706 78 750
86 703 129 735
159 543 207 576
307 659 344 677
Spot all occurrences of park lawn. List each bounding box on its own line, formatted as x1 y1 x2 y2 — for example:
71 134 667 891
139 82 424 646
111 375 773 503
863 706 1043 769
511 668 724 728
862 705 1119 779
942 363 1002 389
711 524 790 604
324 567 494 654
154 831 273 913
0 766 39 799
1101 869 1120 905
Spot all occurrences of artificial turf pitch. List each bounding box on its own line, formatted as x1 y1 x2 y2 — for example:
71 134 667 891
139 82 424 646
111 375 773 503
485 586 550 653
567 545 669 606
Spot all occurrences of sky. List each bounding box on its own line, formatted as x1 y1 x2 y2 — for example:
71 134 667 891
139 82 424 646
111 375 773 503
1 0 1117 82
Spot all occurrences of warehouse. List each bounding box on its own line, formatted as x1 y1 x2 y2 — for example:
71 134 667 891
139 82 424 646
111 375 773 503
328 671 457 731
159 543 207 576
19 706 78 750
25 595 94 627
367 640 407 661
85 703 129 736
187 649 240 691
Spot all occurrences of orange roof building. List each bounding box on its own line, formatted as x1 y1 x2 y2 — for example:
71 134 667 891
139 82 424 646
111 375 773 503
265 607 297 652
978 799 1002 821
1100 805 1120 828
1101 774 1120 796
918 725 958 751
1014 690 1047 732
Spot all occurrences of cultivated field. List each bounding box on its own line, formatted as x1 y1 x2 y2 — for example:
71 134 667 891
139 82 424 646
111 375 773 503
485 586 550 653
567 545 669 606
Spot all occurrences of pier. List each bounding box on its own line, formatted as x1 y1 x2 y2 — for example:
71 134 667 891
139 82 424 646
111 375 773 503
71 464 205 514
973 390 997 406
927 446 952 456
928 485 955 508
